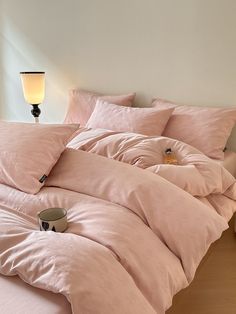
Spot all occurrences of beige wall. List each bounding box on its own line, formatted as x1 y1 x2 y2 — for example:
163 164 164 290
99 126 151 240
1 0 236 149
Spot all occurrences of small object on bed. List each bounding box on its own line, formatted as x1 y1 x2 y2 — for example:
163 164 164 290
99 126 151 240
163 148 178 165
38 208 68 232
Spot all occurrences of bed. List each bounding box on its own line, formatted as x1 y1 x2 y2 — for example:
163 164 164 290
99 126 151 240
0 90 236 314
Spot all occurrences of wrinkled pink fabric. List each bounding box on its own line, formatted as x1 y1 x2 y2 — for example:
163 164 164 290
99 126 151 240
67 129 236 207
86 100 174 136
0 147 232 313
64 89 135 126
0 121 78 194
1 129 236 313
152 98 236 160
45 149 230 281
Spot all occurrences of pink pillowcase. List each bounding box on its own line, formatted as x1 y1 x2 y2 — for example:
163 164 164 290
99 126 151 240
86 100 174 136
153 98 236 159
0 121 78 194
64 89 135 126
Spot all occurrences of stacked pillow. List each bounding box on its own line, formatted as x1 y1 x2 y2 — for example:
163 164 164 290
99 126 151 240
63 88 236 160
64 89 135 126
63 88 174 136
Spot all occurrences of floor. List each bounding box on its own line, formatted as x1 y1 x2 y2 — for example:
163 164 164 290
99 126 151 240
166 216 236 314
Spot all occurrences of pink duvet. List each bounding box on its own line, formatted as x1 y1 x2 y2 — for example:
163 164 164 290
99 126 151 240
0 129 236 314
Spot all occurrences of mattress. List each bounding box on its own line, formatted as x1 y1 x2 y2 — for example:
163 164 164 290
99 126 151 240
0 275 71 314
213 150 236 177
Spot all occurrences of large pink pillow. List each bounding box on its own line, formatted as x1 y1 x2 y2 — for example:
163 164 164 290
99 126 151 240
153 98 236 159
0 121 78 194
86 100 174 136
64 89 135 126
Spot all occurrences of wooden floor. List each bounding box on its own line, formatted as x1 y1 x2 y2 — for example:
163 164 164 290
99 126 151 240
166 216 236 314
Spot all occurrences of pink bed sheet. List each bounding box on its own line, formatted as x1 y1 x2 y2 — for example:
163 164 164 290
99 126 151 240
0 274 71 314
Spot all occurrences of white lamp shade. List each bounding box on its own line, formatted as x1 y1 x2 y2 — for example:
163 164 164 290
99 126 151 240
20 72 45 104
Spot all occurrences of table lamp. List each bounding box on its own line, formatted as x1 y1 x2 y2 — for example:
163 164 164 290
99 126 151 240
20 71 45 123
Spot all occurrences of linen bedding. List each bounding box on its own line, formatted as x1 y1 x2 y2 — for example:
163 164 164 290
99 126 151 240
0 129 236 314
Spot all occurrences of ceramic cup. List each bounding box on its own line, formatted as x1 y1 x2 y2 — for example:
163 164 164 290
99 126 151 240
38 207 67 232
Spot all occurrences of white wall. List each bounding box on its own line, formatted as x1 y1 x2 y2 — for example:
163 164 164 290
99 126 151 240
1 0 236 149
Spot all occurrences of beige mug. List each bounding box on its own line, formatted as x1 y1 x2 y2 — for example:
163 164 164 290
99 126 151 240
38 207 67 232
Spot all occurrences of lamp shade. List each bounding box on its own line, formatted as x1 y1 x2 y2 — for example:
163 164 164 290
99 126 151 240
20 72 45 105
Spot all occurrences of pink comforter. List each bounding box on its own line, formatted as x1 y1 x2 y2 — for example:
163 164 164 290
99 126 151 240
0 130 236 314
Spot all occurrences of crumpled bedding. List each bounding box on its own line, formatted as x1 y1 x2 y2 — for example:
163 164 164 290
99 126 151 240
0 128 235 314
68 128 236 220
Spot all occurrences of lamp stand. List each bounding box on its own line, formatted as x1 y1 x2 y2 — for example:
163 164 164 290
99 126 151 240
31 104 41 123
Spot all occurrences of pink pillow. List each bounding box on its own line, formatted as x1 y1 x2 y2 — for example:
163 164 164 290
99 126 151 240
0 121 78 194
86 100 174 136
64 89 135 126
153 98 236 159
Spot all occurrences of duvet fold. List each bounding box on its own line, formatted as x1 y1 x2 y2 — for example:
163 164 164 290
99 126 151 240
67 128 236 199
46 149 229 282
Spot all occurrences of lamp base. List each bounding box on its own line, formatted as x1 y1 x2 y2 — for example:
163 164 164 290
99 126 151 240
31 104 41 123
